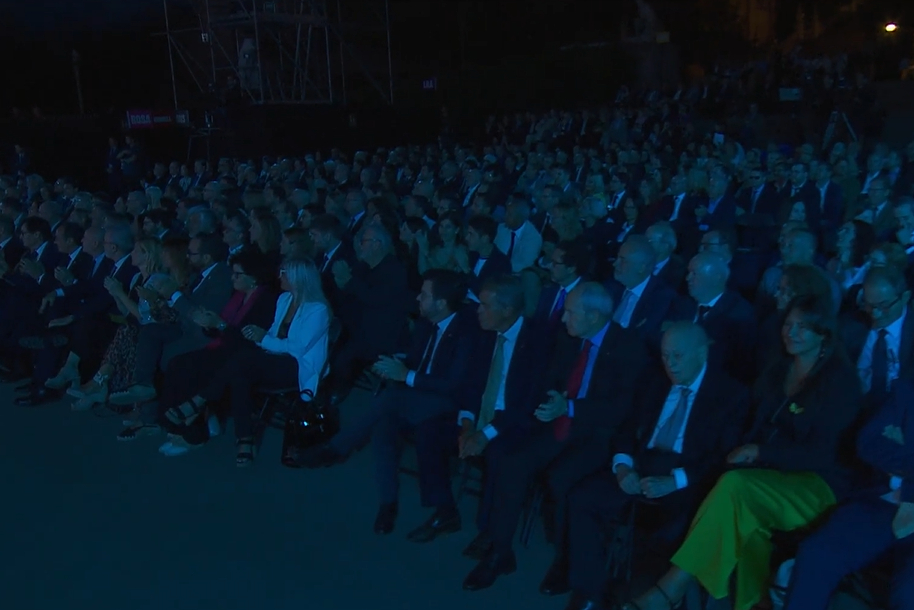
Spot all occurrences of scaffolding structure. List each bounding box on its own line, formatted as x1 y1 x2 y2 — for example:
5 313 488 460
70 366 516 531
160 0 394 109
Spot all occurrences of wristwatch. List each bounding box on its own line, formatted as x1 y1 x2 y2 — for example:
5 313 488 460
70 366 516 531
218 321 228 332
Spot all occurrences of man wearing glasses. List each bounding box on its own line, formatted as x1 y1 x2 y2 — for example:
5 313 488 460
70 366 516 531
847 267 914 409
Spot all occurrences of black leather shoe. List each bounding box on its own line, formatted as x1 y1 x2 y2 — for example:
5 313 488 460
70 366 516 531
539 557 571 596
15 388 55 407
563 592 606 610
462 550 517 591
373 503 398 534
297 443 343 468
406 508 461 543
462 531 493 560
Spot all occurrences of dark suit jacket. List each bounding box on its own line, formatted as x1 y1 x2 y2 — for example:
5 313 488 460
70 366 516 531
654 255 687 293
318 241 358 327
819 181 844 233
617 367 749 488
73 258 139 319
607 275 687 348
531 280 580 337
857 379 914 502
548 323 647 437
60 250 94 286
685 290 757 384
344 254 410 354
0 237 24 268
7 243 62 296
393 309 477 423
467 248 512 298
697 194 737 232
748 353 863 499
461 319 549 436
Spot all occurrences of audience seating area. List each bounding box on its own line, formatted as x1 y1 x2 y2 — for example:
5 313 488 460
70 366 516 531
1 78 912 610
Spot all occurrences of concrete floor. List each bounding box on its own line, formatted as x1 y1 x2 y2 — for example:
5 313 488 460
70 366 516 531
0 383 874 610
0 384 559 610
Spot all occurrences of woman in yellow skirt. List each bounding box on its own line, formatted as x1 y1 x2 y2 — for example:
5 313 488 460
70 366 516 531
622 294 863 610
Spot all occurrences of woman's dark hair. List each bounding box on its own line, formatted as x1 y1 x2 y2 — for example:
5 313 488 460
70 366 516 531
848 219 876 268
250 208 282 253
783 293 841 373
781 264 832 310
229 249 275 286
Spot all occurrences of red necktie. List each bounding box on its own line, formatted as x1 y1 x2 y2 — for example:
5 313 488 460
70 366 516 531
554 340 593 441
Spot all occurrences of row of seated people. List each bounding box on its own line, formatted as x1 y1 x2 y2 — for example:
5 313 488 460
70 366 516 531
287 254 910 610
0 164 911 610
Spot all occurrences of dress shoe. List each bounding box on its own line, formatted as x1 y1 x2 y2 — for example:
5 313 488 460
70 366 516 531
539 556 571 596
14 388 56 407
406 508 461 543
462 550 517 591
373 503 398 534
563 592 606 610
462 531 493 561
297 442 344 468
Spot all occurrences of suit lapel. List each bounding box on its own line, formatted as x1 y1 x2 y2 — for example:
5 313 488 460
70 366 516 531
900 313 914 373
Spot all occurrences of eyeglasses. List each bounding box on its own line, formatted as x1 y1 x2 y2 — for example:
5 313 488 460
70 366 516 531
861 294 903 314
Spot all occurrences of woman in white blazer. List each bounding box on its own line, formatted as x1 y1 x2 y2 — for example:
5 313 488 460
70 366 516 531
166 257 331 466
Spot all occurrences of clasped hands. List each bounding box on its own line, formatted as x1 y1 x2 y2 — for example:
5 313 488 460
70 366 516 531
241 325 266 343
615 464 677 499
372 355 408 382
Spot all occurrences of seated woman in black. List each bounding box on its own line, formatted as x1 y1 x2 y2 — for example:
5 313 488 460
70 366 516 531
153 249 278 455
622 294 863 610
163 257 331 466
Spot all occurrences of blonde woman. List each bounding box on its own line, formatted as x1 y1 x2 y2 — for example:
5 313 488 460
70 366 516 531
164 257 331 466
67 238 177 411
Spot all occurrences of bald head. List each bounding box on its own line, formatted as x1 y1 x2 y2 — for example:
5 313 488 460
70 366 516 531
614 234 657 288
563 282 614 339
783 229 817 265
687 252 729 304
661 321 710 385
646 221 677 261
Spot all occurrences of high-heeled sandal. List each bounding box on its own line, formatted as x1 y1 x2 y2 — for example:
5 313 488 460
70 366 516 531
236 438 255 467
164 399 205 425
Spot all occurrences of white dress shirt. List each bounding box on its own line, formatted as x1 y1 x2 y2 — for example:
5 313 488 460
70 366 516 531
612 364 707 490
614 275 650 328
669 193 685 221
494 220 543 273
653 257 670 276
458 316 524 440
550 277 582 315
405 313 456 387
857 308 906 394
693 292 724 322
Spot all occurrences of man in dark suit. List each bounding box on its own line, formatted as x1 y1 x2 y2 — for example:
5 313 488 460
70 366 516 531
303 271 475 535
814 162 845 245
531 240 588 339
343 189 368 239
0 216 23 268
562 323 749 608
607 235 685 349
462 282 648 592
844 267 914 409
111 232 232 405
329 223 411 399
463 214 512 301
683 252 757 384
787 162 821 218
646 221 686 292
786 379 914 610
735 169 782 253
309 213 357 327
695 169 737 234
458 274 550 560
38 223 138 396
50 222 92 287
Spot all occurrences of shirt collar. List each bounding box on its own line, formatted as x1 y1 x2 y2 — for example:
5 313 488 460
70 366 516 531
561 276 582 293
113 254 131 272
628 274 651 298
881 306 907 339
324 242 341 260
653 257 669 274
434 312 457 334
679 363 707 394
200 263 218 279
588 321 611 348
35 241 48 257
500 315 525 342
0 237 10 248
700 291 724 309
68 246 82 262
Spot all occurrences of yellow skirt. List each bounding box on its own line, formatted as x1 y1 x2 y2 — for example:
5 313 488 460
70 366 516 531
671 469 836 610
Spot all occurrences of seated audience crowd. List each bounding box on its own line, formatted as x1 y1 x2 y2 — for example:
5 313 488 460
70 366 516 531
1 93 913 610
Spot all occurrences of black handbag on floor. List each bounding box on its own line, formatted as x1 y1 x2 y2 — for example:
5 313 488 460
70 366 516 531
280 389 340 468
